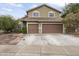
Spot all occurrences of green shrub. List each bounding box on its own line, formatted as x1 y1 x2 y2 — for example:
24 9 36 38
65 27 75 33
0 15 18 32
17 27 27 33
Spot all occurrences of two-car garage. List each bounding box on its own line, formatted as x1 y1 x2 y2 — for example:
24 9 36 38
27 23 63 34
42 24 63 33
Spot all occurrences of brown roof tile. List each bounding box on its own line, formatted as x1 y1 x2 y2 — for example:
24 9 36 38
21 17 63 22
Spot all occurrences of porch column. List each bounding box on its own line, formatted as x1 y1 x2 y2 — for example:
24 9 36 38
39 23 42 34
63 24 65 33
26 22 28 34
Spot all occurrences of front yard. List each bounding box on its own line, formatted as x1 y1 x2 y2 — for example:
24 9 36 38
0 33 23 45
0 33 79 56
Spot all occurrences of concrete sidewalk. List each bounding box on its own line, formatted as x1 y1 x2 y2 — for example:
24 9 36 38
0 45 79 56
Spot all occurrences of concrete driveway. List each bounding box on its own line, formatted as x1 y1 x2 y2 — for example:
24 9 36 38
19 34 79 46
0 34 79 56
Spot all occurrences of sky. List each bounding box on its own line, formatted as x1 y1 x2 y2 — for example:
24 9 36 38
0 3 66 19
0 0 79 19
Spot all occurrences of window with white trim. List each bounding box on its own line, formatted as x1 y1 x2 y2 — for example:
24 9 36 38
32 11 40 17
48 11 55 17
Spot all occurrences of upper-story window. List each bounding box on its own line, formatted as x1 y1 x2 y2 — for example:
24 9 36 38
32 11 40 17
48 11 55 17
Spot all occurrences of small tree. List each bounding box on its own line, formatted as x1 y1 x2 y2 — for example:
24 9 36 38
62 12 79 33
62 3 79 17
0 15 17 32
62 3 79 33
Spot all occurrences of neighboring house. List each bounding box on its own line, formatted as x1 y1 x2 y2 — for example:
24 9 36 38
21 4 64 34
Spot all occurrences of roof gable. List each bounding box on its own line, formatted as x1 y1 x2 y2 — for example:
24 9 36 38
27 4 61 13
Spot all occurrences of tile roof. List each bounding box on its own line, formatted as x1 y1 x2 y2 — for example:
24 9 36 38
21 17 63 22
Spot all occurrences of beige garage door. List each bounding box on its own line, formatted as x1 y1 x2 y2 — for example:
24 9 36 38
42 24 63 33
28 24 39 33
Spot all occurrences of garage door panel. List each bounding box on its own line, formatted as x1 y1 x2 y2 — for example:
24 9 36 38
42 24 63 33
28 24 38 33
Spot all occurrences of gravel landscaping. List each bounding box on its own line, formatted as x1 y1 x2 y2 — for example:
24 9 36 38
0 33 23 45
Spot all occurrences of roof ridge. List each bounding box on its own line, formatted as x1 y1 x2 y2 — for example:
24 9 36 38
26 4 61 13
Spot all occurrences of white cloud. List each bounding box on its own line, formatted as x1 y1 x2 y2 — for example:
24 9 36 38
30 4 43 9
32 5 38 8
28 4 39 11
2 8 13 12
8 3 23 7
0 10 11 16
27 4 41 11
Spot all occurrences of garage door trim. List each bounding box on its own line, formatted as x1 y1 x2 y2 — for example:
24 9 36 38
27 22 39 34
41 23 64 33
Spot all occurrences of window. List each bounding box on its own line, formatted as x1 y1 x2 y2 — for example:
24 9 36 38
48 11 55 17
33 13 39 17
32 11 40 17
48 13 54 17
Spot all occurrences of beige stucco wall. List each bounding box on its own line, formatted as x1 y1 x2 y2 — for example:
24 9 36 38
27 6 61 17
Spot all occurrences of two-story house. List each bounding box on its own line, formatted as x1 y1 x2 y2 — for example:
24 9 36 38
21 4 64 34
